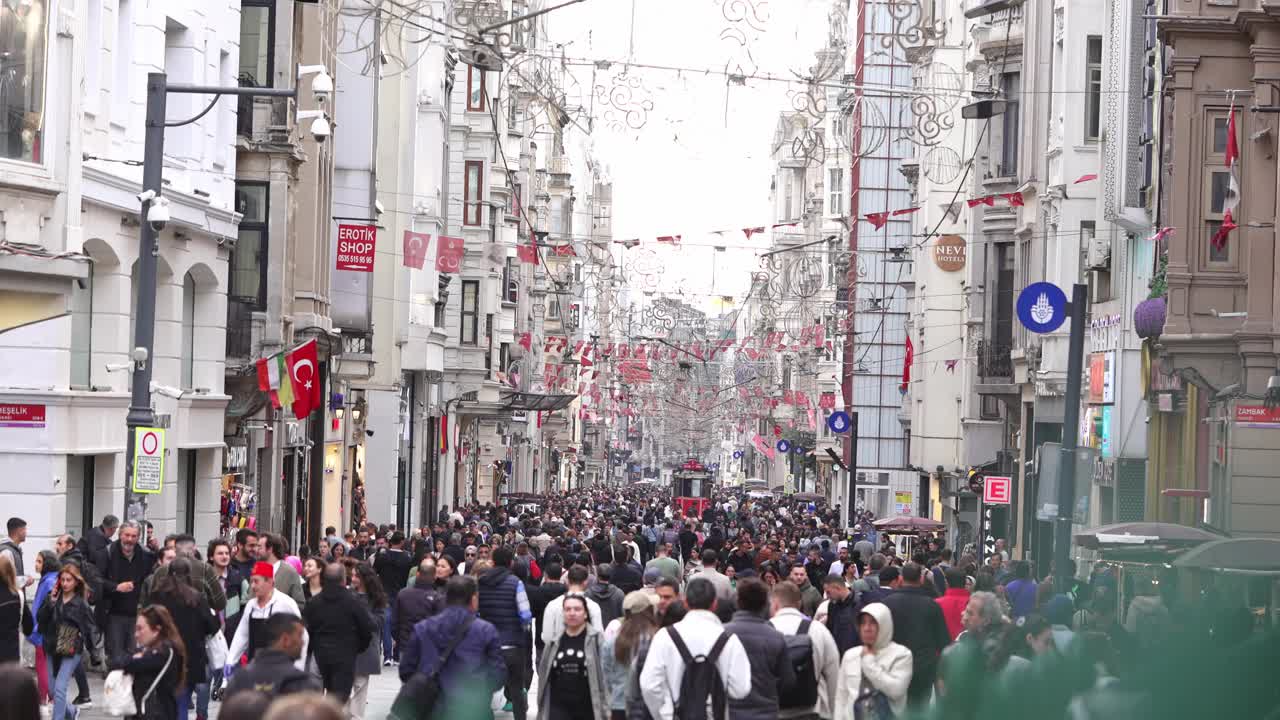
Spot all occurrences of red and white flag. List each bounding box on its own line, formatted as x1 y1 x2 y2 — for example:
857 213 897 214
402 231 431 269
1212 106 1241 251
901 335 914 392
435 236 465 273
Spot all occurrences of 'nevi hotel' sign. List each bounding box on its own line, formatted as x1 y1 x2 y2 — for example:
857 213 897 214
933 235 966 272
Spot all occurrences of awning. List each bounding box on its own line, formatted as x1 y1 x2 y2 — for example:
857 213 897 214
499 391 578 412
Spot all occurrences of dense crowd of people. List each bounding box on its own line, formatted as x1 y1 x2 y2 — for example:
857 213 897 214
0 484 1274 720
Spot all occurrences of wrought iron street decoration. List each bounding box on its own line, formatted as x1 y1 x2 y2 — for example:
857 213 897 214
453 0 512 46
718 0 770 81
879 0 945 61
593 70 655 132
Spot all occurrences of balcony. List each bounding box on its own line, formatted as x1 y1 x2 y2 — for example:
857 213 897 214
976 340 1018 397
226 297 257 359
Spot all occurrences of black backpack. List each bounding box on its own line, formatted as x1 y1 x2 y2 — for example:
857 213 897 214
668 627 730 720
779 619 819 710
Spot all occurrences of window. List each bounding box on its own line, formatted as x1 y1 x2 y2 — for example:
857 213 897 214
433 300 447 329
484 315 494 371
464 161 483 226
181 272 196 389
0 1 47 162
547 298 561 320
1085 37 1102 141
833 112 848 146
783 171 794 220
466 64 486 111
999 72 1020 176
176 450 197 534
828 168 845 215
499 343 510 377
113 0 133 124
238 0 274 87
230 183 269 309
1212 117 1230 154
460 280 479 345
1204 108 1237 265
70 264 93 388
1079 220 1096 286
511 181 522 220
502 258 519 303
782 358 793 391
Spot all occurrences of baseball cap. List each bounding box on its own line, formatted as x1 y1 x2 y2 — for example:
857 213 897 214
623 590 655 615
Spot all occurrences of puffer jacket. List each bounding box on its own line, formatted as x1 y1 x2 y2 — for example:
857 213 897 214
833 602 914 719
477 566 531 648
536 626 610 720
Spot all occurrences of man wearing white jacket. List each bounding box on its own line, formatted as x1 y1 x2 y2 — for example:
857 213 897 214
225 561 309 674
770 581 841 719
834 602 914 719
640 577 751 720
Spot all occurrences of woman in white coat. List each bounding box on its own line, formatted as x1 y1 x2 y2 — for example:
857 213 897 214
835 602 914 719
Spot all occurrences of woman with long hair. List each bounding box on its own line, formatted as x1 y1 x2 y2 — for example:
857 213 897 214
28 550 59 704
434 555 456 588
149 558 217 720
110 605 186 720
329 542 347 563
36 564 96 720
537 595 608 720
0 662 41 720
347 562 386 720
0 555 33 664
601 593 658 720
302 556 325 602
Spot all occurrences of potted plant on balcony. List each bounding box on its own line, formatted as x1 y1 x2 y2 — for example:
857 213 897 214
1135 253 1168 339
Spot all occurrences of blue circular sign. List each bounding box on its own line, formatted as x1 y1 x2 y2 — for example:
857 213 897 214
827 411 852 434
732 450 743 459
776 439 792 453
1016 282 1069 334
794 446 806 455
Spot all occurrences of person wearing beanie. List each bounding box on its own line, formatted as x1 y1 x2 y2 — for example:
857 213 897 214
225 561 308 676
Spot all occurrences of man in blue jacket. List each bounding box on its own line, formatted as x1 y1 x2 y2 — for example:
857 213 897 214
401 576 506 720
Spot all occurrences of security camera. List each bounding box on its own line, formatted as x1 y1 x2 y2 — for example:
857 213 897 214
312 70 333 102
149 382 185 399
147 196 171 232
311 116 331 143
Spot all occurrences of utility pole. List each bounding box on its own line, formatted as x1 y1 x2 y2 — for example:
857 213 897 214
1054 283 1089 594
123 72 318 522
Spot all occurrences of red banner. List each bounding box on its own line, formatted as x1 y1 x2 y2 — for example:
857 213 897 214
435 236 465 273
402 231 430 269
336 224 377 272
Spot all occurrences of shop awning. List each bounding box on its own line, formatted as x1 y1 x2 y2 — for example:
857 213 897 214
500 391 577 412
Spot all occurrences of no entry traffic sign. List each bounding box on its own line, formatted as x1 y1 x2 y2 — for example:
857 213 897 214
983 475 1012 505
132 427 166 494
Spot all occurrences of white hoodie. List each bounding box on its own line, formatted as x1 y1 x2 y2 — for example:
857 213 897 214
833 602 914 718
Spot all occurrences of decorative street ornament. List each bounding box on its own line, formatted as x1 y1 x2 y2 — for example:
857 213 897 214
827 410 852 434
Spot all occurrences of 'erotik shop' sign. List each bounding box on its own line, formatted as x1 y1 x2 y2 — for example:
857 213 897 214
336 224 377 272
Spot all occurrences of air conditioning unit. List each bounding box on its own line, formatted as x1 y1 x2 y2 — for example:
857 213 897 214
1087 236 1112 269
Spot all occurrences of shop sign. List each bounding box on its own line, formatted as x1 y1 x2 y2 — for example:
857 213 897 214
0 403 45 428
1092 458 1115 487
894 490 913 515
982 475 1012 504
1235 405 1280 428
933 235 967 272
336 224 377 272
1088 351 1115 404
1089 313 1122 352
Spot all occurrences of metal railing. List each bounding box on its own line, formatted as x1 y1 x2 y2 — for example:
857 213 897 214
978 340 1014 379
342 329 373 356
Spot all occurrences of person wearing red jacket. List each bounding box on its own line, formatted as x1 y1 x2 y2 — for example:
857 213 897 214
935 567 970 640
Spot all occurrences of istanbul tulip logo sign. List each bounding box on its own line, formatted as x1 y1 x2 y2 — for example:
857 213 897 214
1016 282 1068 334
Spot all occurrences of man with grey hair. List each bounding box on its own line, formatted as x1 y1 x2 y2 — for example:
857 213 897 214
961 590 1006 645
98 520 156 657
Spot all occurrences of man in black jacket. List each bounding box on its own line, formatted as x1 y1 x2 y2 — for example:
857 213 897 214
96 521 156 658
881 562 951 707
393 558 442 655
610 544 643 594
375 531 414 664
302 563 376 704
79 514 118 567
724 578 795 720
224 613 321 701
526 562 566 664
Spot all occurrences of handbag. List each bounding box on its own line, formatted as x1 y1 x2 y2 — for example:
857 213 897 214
388 616 475 720
103 671 136 717
55 623 82 657
206 629 228 670
854 688 894 720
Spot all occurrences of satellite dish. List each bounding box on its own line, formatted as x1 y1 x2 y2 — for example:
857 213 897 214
458 45 503 72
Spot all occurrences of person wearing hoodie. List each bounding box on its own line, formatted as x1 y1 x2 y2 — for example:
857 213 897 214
880 563 950 707
394 559 443 656
302 563 376 704
834 603 914 719
723 578 795 720
586 564 625 629
935 568 970 641
536 594 609 720
477 547 534 720
29 550 60 704
401 576 507 720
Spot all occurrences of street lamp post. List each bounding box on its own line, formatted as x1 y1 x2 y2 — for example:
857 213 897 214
123 72 316 521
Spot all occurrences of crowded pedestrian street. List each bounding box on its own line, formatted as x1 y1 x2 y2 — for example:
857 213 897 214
3 0 1280 719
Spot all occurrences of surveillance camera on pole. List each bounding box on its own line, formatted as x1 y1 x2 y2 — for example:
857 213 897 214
297 110 331 143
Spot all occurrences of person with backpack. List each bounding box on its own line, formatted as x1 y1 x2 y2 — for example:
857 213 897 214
723 578 795 720
536 594 609 720
638 577 750 720
834 603 913 720
770 581 840 720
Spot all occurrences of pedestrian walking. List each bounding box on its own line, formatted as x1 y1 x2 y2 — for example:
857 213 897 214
302 556 324 602
374 532 413 664
109 605 185 720
0 662 40 720
37 564 98 720
259 535 306 606
30 550 60 704
301 563 375 705
601 591 658 720
398 576 506 720
477 547 534 720
348 562 387 720
148 557 219 720
770 581 841 720
537 594 609 720
0 517 34 590
723 578 795 720
0 554 33 664
225 562 307 672
834 603 913 720
141 535 226 614
222 613 320 701
394 559 443 657
935 568 970 641
98 522 156 659
586 564 626 628
880 563 950 706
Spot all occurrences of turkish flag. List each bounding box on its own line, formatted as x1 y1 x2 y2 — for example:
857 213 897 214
285 339 322 420
402 231 431 269
435 236 465 273
553 244 577 256
865 212 890 230
1002 192 1025 207
901 335 914 392
517 242 539 265
966 196 995 208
